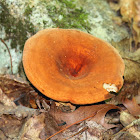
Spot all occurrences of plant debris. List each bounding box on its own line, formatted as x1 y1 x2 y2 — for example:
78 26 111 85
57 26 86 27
0 1 140 139
109 0 140 51
0 74 139 139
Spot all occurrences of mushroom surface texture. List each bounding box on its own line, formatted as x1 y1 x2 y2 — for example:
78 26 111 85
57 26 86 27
23 28 125 104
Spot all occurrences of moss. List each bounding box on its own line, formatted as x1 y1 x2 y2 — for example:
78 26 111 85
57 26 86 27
58 0 76 9
44 0 91 31
24 4 33 18
0 0 91 50
0 1 35 50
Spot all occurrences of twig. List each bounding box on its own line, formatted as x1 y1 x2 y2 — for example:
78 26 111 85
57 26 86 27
122 57 140 65
46 112 97 140
64 126 88 140
111 118 140 139
46 105 121 140
0 38 13 74
46 105 115 140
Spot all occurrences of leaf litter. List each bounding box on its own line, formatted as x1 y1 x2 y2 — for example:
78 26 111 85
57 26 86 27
0 74 140 139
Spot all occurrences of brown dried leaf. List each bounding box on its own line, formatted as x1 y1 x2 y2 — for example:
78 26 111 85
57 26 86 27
90 105 120 129
55 102 76 112
0 114 24 138
122 98 140 116
0 75 50 109
44 113 62 140
0 104 37 118
19 113 45 140
0 75 34 106
121 0 140 49
0 88 16 107
49 103 121 129
109 0 140 50
108 82 140 105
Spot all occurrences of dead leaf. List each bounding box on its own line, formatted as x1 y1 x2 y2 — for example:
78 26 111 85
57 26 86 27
0 75 34 107
109 0 140 50
122 98 140 116
107 82 140 105
0 75 51 109
55 102 76 112
50 104 119 128
44 113 62 140
0 88 16 107
0 114 24 138
19 113 45 140
89 105 121 129
46 103 121 139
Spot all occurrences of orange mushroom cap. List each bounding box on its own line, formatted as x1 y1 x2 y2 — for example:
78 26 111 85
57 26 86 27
23 28 125 104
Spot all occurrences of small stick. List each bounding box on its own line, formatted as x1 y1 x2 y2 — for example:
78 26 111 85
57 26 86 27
46 105 119 140
122 57 140 64
46 112 97 140
111 118 140 139
0 38 13 74
64 126 88 140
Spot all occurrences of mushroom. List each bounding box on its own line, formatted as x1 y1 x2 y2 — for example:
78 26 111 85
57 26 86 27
23 28 125 104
